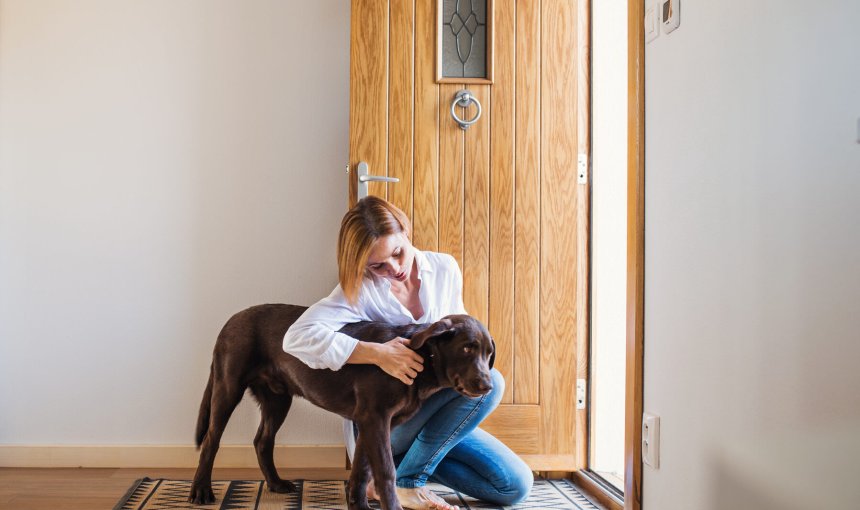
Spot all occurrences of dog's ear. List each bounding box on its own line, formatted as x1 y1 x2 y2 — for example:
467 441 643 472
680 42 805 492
409 318 456 350
489 337 496 369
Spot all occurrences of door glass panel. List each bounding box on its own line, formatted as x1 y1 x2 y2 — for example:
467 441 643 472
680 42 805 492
440 0 488 78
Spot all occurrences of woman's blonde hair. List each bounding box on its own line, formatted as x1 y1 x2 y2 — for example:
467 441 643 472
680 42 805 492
338 196 412 304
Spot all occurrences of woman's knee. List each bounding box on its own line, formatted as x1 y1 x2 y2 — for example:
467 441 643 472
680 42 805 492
494 461 534 506
466 369 503 420
484 369 505 407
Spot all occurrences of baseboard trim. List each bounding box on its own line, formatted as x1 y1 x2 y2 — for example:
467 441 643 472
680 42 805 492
0 444 347 469
519 454 578 472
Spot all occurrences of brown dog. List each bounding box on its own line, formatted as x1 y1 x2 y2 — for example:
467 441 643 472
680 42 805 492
189 304 496 510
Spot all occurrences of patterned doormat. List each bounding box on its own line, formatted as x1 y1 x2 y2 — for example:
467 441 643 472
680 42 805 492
113 478 601 510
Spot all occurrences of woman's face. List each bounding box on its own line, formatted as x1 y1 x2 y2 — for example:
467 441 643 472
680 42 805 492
366 232 415 283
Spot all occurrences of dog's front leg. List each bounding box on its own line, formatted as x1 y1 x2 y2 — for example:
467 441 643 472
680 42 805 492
357 416 401 510
346 435 373 510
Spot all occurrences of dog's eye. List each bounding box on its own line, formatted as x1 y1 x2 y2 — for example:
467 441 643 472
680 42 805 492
463 343 479 354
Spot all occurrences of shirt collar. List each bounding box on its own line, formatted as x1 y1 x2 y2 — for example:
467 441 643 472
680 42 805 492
413 248 433 276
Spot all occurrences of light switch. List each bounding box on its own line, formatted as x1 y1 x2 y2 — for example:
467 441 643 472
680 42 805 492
645 4 660 44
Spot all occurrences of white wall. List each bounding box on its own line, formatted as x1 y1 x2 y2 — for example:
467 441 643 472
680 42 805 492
644 0 860 508
0 0 350 446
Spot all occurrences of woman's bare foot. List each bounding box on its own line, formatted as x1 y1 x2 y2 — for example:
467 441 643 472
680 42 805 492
395 486 459 510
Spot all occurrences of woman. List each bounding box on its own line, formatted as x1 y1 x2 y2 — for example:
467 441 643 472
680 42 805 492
283 196 533 510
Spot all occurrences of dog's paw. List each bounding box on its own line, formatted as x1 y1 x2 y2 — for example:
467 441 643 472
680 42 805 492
188 483 216 505
267 479 297 493
345 488 370 510
346 500 374 510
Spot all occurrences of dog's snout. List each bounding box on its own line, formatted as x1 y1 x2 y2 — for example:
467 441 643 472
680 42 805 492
472 377 493 394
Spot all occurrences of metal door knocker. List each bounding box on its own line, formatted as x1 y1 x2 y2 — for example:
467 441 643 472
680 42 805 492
450 90 482 130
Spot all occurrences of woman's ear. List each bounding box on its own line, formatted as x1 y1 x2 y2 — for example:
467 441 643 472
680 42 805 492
409 318 455 349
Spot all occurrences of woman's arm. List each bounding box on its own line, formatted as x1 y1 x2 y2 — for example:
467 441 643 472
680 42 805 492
282 286 365 370
283 285 425 383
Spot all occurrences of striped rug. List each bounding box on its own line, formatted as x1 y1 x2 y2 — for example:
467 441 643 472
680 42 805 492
113 478 602 510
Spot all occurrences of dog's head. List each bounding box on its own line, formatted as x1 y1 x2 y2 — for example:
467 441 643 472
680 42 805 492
409 315 495 397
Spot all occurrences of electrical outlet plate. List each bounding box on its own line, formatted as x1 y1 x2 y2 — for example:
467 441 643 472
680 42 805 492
642 413 660 468
661 0 680 34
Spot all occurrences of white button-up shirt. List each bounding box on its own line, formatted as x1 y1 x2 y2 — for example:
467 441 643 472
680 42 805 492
283 249 467 370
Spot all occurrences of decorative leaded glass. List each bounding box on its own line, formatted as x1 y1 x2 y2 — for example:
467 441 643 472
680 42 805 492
441 0 488 79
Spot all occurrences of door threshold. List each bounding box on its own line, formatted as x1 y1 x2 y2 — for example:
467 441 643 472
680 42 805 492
571 470 623 510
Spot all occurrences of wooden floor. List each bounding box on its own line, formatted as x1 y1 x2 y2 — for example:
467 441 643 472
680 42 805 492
0 467 351 510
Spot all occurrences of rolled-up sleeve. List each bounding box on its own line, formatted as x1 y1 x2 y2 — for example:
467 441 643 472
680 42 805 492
283 286 365 370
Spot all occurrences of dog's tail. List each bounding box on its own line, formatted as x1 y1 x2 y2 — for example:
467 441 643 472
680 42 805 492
195 365 214 448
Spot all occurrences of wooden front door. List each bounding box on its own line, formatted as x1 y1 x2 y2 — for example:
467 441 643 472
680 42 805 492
348 0 590 471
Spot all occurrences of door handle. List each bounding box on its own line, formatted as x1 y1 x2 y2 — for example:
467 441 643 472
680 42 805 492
357 161 399 199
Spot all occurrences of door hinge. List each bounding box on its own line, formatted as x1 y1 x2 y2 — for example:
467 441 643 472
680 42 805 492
576 378 587 410
577 153 588 184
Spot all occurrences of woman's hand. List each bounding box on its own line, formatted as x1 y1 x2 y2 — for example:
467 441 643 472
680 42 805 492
375 337 425 385
347 338 425 384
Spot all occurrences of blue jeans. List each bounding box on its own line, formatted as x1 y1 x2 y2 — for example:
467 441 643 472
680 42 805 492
389 369 533 506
